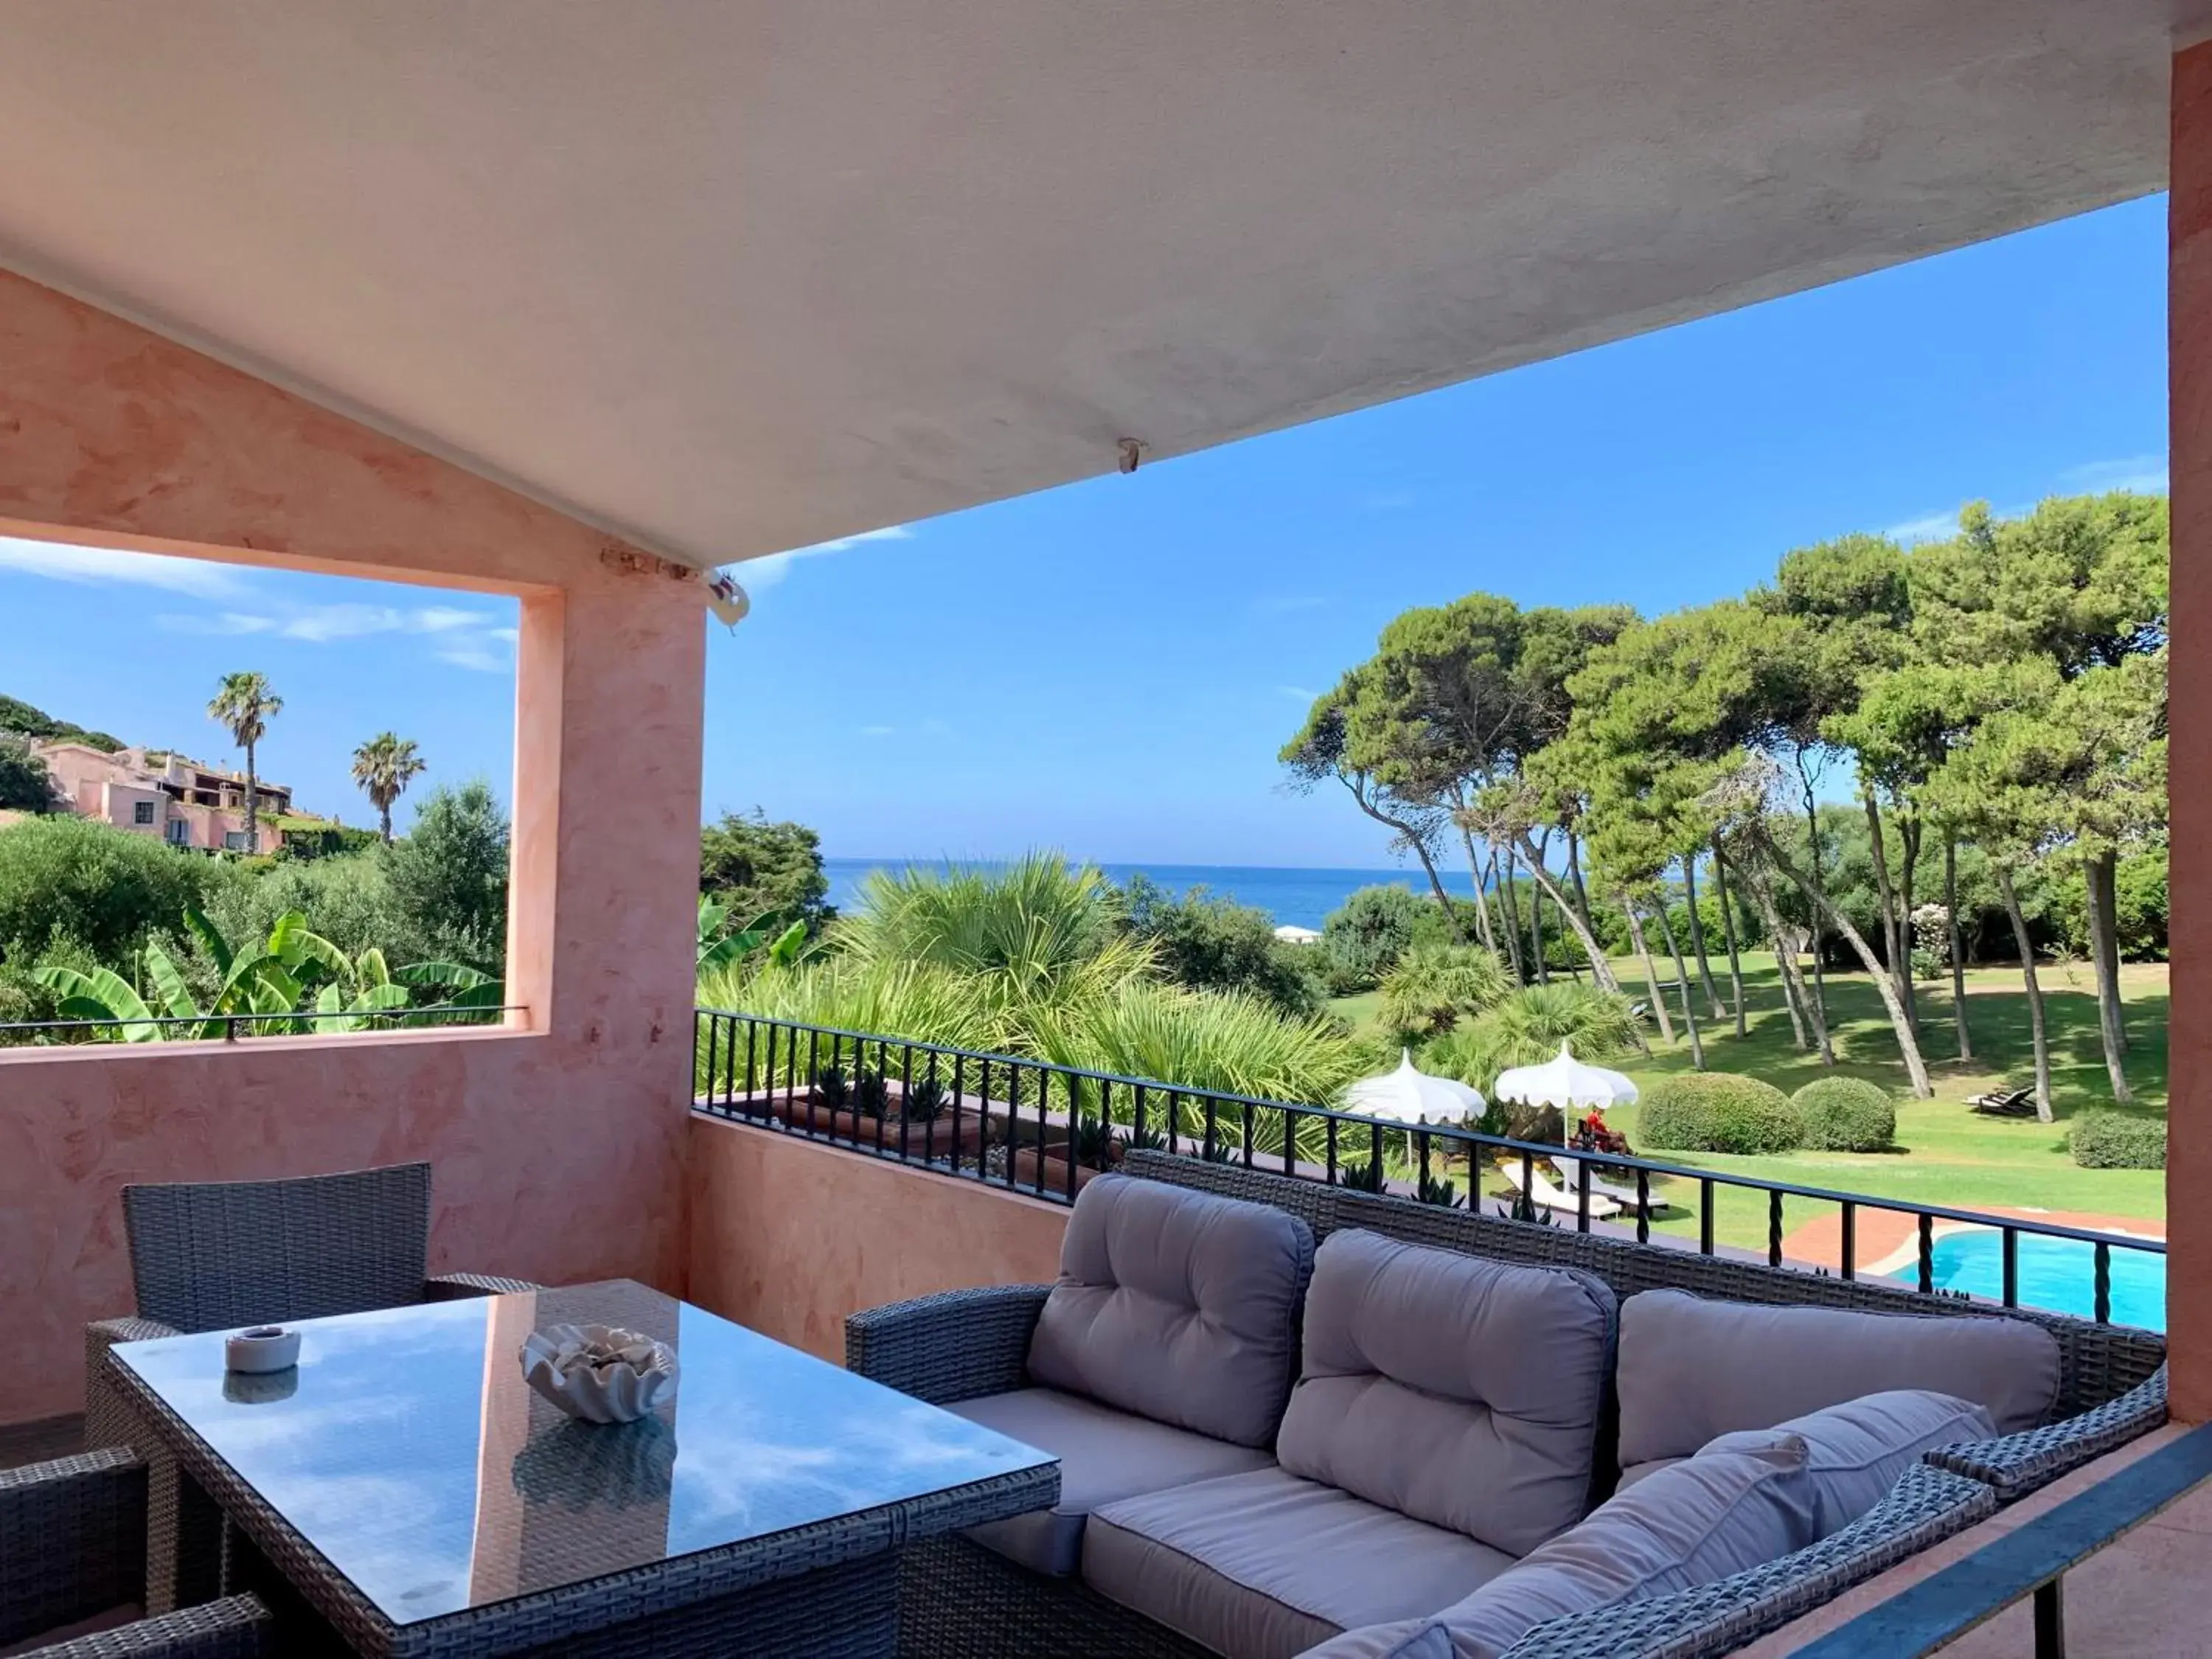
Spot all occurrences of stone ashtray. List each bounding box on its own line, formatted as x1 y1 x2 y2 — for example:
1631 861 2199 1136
519 1324 680 1424
224 1326 301 1374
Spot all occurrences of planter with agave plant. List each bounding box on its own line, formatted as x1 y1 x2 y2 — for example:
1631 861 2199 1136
1008 1114 1138 1197
759 1066 990 1158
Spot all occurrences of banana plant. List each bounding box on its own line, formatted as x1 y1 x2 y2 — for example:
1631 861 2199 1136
36 908 427 1041
698 896 812 973
392 959 507 1023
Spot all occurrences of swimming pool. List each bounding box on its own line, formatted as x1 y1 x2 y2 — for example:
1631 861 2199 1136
1893 1229 2166 1331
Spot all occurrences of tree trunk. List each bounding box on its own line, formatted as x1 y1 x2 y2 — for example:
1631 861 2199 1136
2084 849 2132 1104
1796 759 1834 1054
380 804 394 844
1711 835 1747 1036
1728 849 1814 1051
1565 830 1597 936
1862 792 1916 1035
1655 891 1705 1068
1498 844 1527 980
1683 855 1725 1020
1460 827 1497 952
2091 849 2128 1055
1759 831 1934 1098
1944 832 1972 1061
1996 863 2053 1123
243 740 259 855
1899 815 1923 1032
1509 830 1623 993
1528 830 1551 984
1624 902 1675 1044
1338 779 1465 942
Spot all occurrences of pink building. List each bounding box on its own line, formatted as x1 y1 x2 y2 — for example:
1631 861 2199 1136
32 740 299 853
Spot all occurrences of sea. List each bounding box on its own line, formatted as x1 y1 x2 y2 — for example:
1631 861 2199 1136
822 858 1484 932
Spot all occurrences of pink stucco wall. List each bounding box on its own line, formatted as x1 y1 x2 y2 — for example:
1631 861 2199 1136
686 1115 1070 1363
0 268 707 1424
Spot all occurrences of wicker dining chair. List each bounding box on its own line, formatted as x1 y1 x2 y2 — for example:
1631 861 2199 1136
83 1161 538 1611
0 1447 271 1658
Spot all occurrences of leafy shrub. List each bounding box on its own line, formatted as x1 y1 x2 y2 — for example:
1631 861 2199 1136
384 782 509 971
699 810 835 936
1026 980 1363 1112
2070 1113 2166 1170
1115 874 1325 1017
1790 1077 1897 1152
1378 944 1512 1039
1319 885 1433 993
1640 1074 1802 1155
0 737 57 813
0 815 237 968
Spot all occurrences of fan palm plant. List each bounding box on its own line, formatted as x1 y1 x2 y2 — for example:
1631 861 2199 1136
350 732 427 843
1377 943 1513 1039
207 671 282 854
1422 981 1643 1095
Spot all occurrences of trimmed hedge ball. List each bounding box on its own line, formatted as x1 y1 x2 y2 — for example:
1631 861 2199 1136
2070 1112 2166 1171
1790 1077 1897 1152
1639 1074 1802 1155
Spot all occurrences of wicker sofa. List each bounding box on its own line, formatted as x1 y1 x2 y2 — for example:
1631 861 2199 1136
849 1151 2168 1659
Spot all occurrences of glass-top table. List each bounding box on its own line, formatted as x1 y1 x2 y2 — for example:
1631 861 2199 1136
107 1280 1058 1658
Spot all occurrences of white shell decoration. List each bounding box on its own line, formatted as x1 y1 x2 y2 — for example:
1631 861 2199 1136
519 1324 680 1424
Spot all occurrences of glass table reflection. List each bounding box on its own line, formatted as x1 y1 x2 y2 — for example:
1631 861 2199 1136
109 1281 1057 1656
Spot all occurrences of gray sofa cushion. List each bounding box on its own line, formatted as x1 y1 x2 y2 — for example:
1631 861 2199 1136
1293 1621 1454 1659
1702 1388 1996 1538
945 1386 1276 1576
1617 1288 2060 1466
1028 1173 1314 1448
1276 1229 1615 1557
1612 1457 1683 1493
1086 1466 1516 1659
1412 1442 1817 1659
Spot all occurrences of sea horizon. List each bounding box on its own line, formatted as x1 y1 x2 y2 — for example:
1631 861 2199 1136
822 856 1484 931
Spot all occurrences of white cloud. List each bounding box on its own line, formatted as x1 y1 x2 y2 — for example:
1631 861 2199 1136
154 599 518 672
2062 454 2168 495
0 535 248 597
1277 684 1321 702
860 725 896 737
731 525 914 591
1882 509 1961 546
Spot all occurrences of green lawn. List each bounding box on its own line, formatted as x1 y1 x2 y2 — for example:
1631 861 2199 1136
1332 952 2168 1251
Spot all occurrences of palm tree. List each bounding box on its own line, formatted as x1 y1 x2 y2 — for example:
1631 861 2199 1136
351 731 428 843
206 671 282 854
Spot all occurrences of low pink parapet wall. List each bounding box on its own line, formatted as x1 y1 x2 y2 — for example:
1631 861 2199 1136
686 1113 1070 1363
0 1026 696 1426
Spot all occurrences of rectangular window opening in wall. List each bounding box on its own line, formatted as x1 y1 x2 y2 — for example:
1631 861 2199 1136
1 535 523 1051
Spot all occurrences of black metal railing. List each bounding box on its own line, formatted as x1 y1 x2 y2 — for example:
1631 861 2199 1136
693 1009 2166 1328
0 1004 526 1044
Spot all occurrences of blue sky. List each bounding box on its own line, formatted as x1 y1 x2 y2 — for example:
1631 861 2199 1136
1 195 2166 859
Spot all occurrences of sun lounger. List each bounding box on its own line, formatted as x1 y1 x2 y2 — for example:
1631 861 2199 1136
1554 1152 1661 1216
1497 1156 1621 1222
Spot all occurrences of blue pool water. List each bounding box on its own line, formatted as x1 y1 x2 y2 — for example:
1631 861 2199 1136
1897 1231 2166 1331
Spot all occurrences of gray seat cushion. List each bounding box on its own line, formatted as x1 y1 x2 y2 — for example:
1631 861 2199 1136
1292 1621 1454 1659
1028 1172 1314 1448
1276 1229 1615 1557
1086 1467 1517 1659
1617 1288 2061 1466
1702 1388 1996 1538
1413 1442 1817 1659
1611 1457 1683 1494
946 1386 1276 1576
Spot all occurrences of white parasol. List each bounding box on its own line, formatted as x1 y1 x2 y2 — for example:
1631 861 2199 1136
1491 1042 1637 1138
1343 1049 1487 1124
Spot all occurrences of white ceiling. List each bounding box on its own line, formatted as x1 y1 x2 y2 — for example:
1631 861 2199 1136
0 3 2185 571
